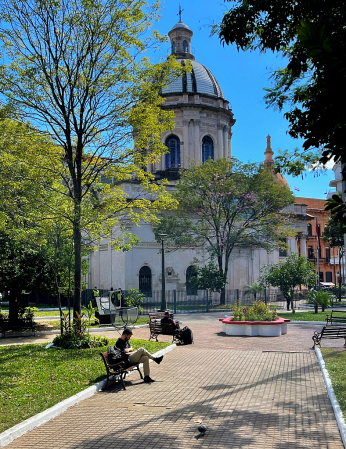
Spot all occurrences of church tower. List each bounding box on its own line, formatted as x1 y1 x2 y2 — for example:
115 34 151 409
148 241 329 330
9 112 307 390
153 20 236 178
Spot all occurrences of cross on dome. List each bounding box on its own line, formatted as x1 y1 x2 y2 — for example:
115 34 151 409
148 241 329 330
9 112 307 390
178 4 184 22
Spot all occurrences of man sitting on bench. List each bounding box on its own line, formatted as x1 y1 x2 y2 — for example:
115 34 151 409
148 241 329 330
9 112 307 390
116 328 163 383
161 311 180 329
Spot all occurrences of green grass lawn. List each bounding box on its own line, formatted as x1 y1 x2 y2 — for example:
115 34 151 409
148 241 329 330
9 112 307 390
0 338 170 433
320 348 346 418
39 316 150 330
278 311 330 321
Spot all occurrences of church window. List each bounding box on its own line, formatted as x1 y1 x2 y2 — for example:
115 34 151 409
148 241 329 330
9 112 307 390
165 135 180 168
186 265 197 296
307 223 312 236
183 40 188 52
202 136 214 163
139 266 152 296
172 42 176 53
279 239 287 257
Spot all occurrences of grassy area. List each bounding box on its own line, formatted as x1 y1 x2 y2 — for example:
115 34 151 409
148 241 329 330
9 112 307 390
320 348 346 418
39 316 150 330
278 311 330 321
0 338 170 433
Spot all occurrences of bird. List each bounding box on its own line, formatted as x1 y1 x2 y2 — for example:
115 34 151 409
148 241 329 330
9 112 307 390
197 425 207 436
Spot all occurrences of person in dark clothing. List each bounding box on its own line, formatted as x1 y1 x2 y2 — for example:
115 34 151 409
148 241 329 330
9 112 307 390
286 291 291 311
115 328 163 383
161 311 180 329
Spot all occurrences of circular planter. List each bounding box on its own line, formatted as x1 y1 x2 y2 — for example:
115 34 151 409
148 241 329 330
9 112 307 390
219 317 290 337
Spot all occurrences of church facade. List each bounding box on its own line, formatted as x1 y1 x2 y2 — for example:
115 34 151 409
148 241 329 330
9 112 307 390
85 20 311 298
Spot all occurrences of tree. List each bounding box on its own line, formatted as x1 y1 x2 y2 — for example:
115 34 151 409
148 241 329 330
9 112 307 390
259 253 317 311
154 158 295 304
218 0 346 182
185 262 226 294
243 283 265 300
0 232 51 323
322 212 345 299
0 0 182 317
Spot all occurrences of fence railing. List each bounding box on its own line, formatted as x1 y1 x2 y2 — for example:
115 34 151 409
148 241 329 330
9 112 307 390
20 288 310 314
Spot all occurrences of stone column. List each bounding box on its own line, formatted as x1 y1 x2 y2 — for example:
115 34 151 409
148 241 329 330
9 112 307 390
223 127 228 158
194 120 201 164
300 236 307 258
217 123 224 160
182 119 189 168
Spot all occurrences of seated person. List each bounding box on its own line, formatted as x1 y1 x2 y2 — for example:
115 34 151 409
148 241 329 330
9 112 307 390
161 311 180 329
116 328 163 383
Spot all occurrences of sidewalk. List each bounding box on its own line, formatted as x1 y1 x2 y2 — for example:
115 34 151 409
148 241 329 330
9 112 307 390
2 315 345 448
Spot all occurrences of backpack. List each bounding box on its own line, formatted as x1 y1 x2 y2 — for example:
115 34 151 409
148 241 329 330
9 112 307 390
179 326 194 345
107 346 130 367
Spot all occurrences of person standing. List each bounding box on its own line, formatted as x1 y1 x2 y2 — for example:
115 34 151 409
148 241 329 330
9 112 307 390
92 286 100 307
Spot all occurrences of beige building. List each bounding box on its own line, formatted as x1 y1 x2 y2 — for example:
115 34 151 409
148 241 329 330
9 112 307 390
85 20 310 299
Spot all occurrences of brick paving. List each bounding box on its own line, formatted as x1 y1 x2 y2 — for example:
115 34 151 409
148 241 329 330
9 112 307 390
3 315 345 448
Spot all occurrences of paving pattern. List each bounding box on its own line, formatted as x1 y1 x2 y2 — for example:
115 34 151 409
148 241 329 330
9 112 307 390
2 316 345 448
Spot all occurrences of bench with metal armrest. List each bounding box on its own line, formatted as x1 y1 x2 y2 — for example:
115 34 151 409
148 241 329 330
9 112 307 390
325 310 346 325
100 351 143 390
312 326 346 348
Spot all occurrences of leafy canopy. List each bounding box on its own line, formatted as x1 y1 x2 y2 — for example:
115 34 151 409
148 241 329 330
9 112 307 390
218 0 346 178
259 253 317 299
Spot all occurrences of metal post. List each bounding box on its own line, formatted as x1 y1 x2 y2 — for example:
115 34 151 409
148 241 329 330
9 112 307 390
264 288 267 305
174 289 177 314
236 289 239 304
158 234 167 311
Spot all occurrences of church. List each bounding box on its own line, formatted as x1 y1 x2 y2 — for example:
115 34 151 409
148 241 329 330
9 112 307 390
85 20 311 301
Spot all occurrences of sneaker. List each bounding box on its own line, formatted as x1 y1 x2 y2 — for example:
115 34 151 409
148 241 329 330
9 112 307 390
144 376 155 383
154 355 163 364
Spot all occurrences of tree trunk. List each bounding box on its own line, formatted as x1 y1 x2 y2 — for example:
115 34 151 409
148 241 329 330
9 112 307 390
314 304 318 313
73 200 82 319
8 292 20 324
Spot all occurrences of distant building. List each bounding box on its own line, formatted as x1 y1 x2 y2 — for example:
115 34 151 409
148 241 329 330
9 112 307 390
295 197 341 284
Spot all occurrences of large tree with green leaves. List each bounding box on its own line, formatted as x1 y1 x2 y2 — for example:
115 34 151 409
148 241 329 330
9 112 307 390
154 158 295 304
0 0 181 316
259 253 317 310
218 0 346 182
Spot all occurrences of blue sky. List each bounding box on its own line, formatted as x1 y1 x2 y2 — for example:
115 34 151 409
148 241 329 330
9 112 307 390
149 1 334 200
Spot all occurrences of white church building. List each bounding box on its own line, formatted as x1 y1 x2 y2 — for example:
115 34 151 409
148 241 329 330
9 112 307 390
85 20 311 301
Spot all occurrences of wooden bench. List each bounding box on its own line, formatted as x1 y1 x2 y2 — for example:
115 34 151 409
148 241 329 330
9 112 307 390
100 351 143 390
312 326 346 348
148 312 174 320
325 310 346 325
149 320 180 343
0 317 36 338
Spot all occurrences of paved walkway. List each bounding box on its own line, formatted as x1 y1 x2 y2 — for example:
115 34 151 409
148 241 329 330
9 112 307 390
2 315 345 448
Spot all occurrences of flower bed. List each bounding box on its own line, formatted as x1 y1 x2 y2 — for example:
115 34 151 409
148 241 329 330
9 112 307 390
219 316 290 336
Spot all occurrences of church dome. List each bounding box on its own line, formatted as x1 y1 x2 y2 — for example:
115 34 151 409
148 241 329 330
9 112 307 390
162 59 224 98
171 21 191 31
165 20 224 99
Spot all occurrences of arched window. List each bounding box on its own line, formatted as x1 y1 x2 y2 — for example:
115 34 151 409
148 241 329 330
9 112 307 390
202 136 214 163
307 223 312 236
139 266 152 296
172 42 176 53
165 135 180 168
186 265 197 296
183 40 188 52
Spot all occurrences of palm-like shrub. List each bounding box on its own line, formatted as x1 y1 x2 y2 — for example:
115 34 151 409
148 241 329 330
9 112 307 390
306 290 331 313
243 283 265 300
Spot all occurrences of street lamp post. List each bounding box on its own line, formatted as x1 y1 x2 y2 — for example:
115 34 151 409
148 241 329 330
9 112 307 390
158 233 167 311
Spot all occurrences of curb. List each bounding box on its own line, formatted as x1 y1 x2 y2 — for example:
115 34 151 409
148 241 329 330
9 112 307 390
0 344 176 448
315 347 346 448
